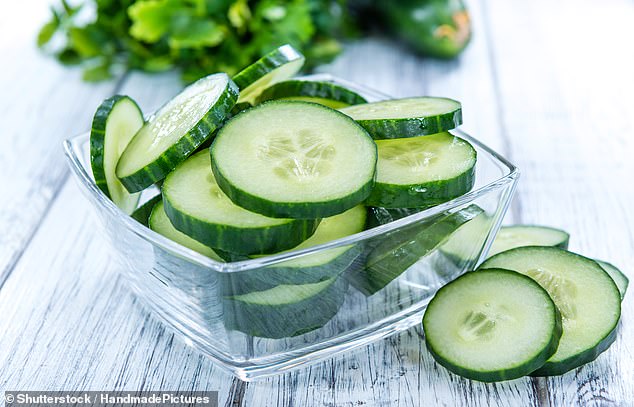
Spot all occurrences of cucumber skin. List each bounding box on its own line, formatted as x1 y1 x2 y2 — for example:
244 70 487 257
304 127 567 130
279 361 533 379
256 80 368 106
90 95 143 198
210 104 378 219
350 205 482 295
531 256 621 376
130 194 162 226
365 207 423 229
117 76 239 193
220 245 362 295
233 45 304 92
379 0 471 59
366 164 475 208
223 277 347 338
162 194 320 255
531 327 618 377
480 247 622 377
355 109 462 139
423 269 563 382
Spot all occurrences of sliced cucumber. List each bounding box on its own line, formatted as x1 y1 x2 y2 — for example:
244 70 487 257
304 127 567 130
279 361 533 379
162 151 318 254
223 276 347 338
438 211 492 264
350 205 483 295
255 80 368 108
211 101 377 219
222 205 366 294
131 194 162 226
339 97 462 139
149 201 224 262
116 73 238 192
366 133 476 208
90 95 144 214
488 225 570 258
233 44 305 104
480 247 621 376
596 260 628 300
365 207 423 229
423 269 562 382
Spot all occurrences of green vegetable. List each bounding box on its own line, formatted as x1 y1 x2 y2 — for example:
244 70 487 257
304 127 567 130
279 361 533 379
372 0 472 59
37 0 355 82
423 269 562 382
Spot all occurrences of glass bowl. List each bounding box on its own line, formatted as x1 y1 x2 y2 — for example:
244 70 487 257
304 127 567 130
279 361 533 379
63 75 519 380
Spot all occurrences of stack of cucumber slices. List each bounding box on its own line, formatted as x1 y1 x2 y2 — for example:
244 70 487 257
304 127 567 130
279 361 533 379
423 224 627 382
88 44 627 371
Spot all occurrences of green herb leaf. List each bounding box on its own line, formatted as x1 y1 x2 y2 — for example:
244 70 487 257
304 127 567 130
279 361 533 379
82 59 113 81
128 0 175 42
37 20 59 47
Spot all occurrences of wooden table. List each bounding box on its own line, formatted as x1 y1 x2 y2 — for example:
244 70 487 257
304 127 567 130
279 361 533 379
1 0 633 405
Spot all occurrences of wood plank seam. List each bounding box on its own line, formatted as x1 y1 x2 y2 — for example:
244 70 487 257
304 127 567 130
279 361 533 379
0 72 130 292
479 0 523 225
481 1 547 406
0 174 68 291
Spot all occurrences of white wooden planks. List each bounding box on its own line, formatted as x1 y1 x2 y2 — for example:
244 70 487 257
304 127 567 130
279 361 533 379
484 0 634 405
0 0 122 287
0 0 633 404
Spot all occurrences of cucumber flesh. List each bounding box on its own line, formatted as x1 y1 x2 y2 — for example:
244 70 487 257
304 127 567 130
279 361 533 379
480 246 621 376
149 201 223 262
220 205 366 294
211 101 377 218
423 269 562 382
596 260 628 300
233 44 305 104
489 225 570 257
223 276 347 338
366 132 476 208
116 73 238 192
90 95 144 214
255 80 368 108
162 151 319 254
339 97 462 139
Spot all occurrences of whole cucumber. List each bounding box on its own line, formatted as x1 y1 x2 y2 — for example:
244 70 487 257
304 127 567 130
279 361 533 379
377 0 472 59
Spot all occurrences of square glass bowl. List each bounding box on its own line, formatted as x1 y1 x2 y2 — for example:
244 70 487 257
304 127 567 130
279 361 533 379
64 75 519 380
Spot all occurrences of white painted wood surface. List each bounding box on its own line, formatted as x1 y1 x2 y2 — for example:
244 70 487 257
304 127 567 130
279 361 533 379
1 0 633 405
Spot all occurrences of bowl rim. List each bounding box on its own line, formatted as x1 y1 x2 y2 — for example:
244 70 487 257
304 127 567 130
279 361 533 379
64 74 519 273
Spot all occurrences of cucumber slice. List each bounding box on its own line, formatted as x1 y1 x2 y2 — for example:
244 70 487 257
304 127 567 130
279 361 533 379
116 73 239 192
339 97 462 139
366 133 476 208
131 194 162 226
221 205 366 294
224 276 347 338
365 207 422 229
149 201 224 262
233 44 305 104
255 80 368 108
488 225 570 258
351 205 483 295
596 260 628 300
211 101 377 219
438 211 492 264
480 247 621 376
162 151 318 254
90 95 144 214
423 269 562 382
